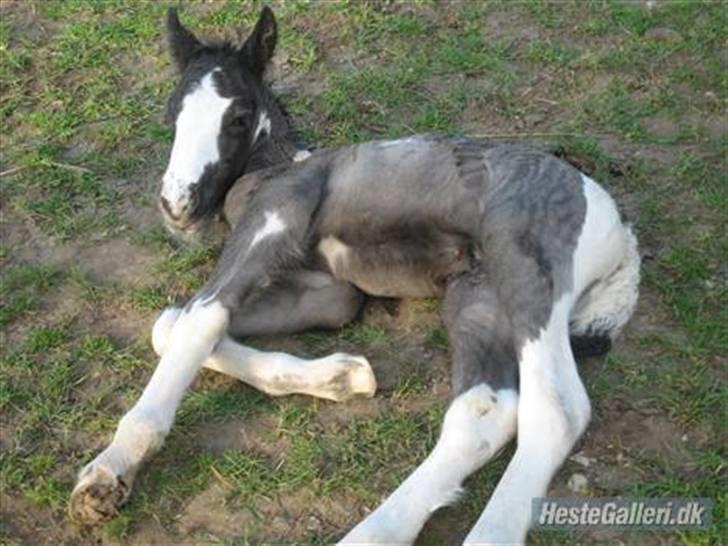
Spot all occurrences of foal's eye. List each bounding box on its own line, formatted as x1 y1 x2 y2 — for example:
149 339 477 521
231 116 248 128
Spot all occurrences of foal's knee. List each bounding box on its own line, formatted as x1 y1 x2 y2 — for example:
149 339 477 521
151 306 183 356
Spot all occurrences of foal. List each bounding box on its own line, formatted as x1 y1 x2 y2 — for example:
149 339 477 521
70 8 640 546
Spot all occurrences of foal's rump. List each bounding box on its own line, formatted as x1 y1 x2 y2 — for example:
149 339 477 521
455 141 639 356
568 175 640 356
448 141 639 358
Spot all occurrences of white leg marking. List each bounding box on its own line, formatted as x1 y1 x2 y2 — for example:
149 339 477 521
207 345 376 402
161 69 232 218
340 384 518 545
250 210 286 249
130 300 229 428
70 300 229 523
153 307 376 402
464 297 590 546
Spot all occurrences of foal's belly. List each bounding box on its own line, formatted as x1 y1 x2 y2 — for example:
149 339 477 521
316 235 471 298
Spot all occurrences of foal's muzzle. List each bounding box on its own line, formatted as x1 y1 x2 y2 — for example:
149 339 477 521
158 192 199 233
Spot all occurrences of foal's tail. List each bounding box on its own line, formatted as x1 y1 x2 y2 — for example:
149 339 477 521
569 225 640 358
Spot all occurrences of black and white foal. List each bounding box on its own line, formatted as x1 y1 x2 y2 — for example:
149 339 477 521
70 9 640 546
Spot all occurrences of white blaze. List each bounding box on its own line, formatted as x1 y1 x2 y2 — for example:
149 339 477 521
161 69 232 218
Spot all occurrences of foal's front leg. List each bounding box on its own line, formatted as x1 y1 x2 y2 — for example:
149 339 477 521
152 302 376 403
70 169 328 524
69 297 229 524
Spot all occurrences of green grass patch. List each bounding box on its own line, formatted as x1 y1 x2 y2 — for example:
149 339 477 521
323 407 442 499
339 323 389 345
0 264 64 328
427 326 449 350
525 40 580 66
179 388 269 426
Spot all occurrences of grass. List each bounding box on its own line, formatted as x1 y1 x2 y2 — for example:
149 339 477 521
1 1 725 545
0 264 64 327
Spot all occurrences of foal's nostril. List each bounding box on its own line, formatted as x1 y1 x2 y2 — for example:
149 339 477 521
160 196 185 221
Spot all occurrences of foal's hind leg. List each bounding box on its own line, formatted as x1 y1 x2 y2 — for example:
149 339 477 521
151 271 375 402
464 295 590 545
340 273 519 545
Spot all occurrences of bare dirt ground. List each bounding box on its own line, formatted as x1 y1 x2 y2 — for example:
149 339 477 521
1 1 725 545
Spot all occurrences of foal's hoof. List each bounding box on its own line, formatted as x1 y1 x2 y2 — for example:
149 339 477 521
324 354 377 402
344 355 377 398
69 463 129 525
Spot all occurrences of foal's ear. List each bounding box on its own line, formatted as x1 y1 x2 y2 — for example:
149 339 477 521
239 6 277 78
167 7 202 71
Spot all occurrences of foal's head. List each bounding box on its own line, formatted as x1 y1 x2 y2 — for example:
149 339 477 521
161 7 290 234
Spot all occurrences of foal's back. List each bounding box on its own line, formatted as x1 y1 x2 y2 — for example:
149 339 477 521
321 135 584 239
298 135 589 301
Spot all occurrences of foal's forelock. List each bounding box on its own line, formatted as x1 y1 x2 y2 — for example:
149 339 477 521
161 69 231 223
